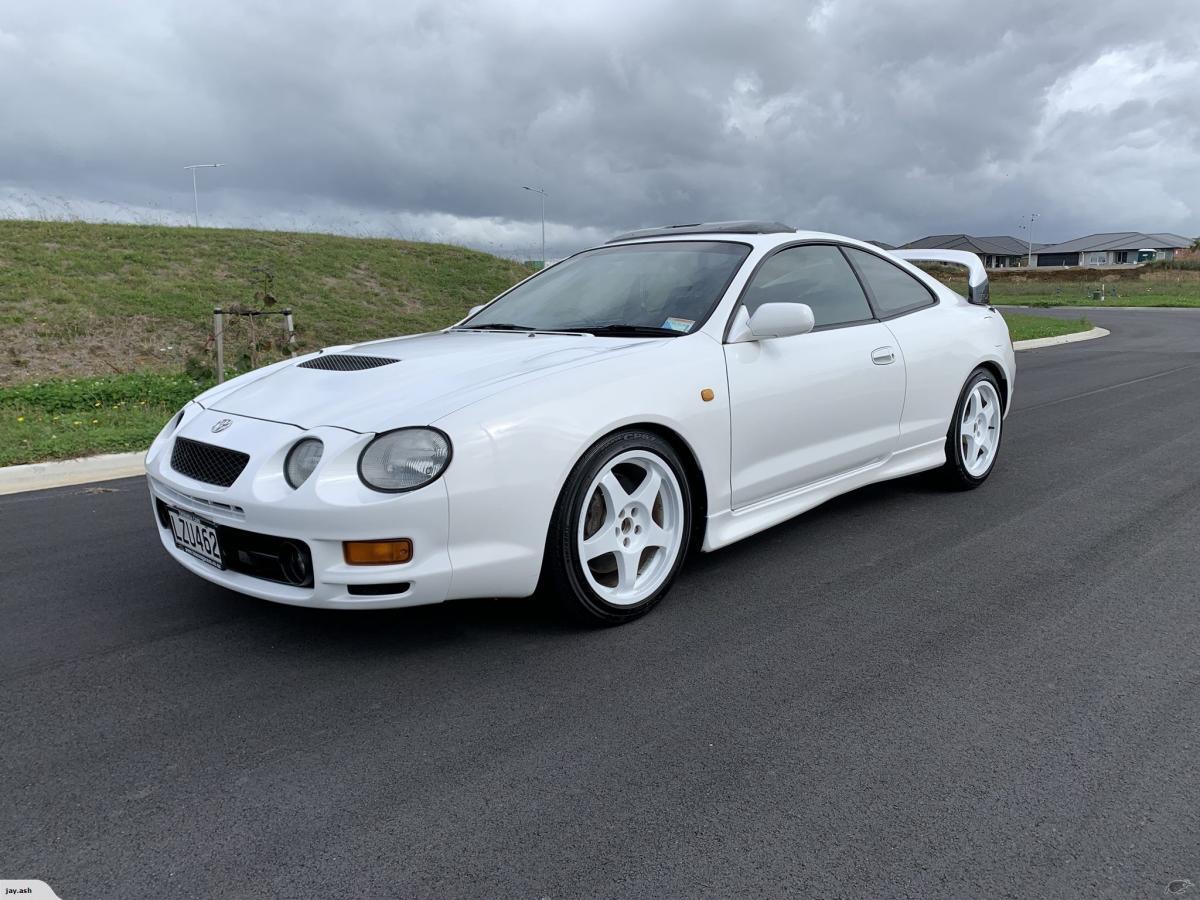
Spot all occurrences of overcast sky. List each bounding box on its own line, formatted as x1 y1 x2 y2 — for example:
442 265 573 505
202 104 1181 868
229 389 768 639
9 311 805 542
2 0 1198 257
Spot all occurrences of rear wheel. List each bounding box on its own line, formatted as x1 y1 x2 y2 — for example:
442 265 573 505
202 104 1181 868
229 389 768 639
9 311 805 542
541 430 692 625
940 369 1003 489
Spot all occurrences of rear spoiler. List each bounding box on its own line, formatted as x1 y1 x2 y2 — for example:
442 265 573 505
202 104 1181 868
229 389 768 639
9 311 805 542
890 249 990 306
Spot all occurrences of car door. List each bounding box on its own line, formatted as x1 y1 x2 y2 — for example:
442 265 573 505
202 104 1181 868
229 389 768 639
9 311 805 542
840 246 957 450
724 243 906 509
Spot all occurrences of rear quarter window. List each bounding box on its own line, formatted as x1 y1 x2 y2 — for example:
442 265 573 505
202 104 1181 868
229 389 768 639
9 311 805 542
844 248 936 318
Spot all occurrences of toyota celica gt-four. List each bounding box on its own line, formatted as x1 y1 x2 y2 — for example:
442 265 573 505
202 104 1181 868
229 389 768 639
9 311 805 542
147 221 1013 624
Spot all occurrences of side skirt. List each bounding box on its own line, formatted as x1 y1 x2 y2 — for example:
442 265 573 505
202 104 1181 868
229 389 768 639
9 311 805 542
700 439 946 552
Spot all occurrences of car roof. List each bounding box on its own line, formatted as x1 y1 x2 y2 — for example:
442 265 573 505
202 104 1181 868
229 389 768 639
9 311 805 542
604 225 883 254
606 221 796 242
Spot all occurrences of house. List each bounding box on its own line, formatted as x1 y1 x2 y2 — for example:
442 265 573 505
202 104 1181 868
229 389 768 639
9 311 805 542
901 234 1039 268
1031 232 1193 267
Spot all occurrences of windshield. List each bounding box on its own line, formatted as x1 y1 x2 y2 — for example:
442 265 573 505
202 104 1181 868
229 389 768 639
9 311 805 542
463 241 751 335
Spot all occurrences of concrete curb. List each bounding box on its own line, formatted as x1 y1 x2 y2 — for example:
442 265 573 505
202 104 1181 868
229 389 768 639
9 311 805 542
0 451 145 496
1013 326 1110 351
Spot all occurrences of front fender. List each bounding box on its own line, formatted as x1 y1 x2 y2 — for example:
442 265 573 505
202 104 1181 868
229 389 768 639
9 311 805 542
434 334 731 599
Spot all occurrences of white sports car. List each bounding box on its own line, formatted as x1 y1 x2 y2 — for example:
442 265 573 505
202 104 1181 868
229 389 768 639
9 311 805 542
146 221 1013 624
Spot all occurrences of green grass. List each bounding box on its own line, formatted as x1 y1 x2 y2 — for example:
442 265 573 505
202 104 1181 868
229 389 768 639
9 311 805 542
1000 311 1092 342
921 263 1200 309
0 219 533 385
986 274 1200 307
0 372 213 466
994 289 1200 308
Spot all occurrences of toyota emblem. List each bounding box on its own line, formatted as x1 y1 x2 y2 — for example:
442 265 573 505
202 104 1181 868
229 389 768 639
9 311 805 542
211 418 233 433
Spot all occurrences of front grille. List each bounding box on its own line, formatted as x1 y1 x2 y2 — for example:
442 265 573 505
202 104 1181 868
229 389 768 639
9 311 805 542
298 354 399 371
170 437 250 487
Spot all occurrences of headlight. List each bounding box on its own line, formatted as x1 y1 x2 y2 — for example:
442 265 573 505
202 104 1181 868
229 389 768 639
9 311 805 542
358 427 451 493
284 438 324 489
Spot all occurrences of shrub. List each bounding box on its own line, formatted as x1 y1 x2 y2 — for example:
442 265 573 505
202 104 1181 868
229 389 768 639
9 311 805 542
1143 259 1200 272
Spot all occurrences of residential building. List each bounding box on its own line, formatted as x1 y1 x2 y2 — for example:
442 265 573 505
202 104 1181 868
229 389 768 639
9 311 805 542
901 234 1039 268
1031 232 1192 267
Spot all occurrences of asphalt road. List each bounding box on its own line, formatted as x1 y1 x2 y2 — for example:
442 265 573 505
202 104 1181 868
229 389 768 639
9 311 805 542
5 308 1200 899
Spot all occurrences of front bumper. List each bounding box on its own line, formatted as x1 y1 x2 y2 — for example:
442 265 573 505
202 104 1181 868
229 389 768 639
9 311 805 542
146 407 454 609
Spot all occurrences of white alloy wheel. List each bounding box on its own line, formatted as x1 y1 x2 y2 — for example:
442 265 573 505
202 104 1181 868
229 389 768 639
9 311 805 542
959 379 1002 477
576 449 686 607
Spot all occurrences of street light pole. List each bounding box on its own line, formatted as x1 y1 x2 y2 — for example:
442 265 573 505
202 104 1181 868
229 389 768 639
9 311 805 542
184 163 224 227
1025 212 1039 268
522 185 547 267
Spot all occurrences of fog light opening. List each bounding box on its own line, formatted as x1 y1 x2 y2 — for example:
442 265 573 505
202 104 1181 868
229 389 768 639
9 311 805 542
279 541 310 586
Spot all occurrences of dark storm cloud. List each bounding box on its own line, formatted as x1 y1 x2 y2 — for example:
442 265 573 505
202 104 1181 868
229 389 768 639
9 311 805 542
1 0 1198 254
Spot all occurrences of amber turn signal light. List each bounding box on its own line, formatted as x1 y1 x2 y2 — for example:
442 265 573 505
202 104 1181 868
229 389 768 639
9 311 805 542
343 538 413 565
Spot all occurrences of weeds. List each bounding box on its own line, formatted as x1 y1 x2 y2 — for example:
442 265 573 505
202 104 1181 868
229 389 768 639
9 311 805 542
0 372 214 465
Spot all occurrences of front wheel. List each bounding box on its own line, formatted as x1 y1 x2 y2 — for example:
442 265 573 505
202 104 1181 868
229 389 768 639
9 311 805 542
939 369 1004 489
540 430 693 625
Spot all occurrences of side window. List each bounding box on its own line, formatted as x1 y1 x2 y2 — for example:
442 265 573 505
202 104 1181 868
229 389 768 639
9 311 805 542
844 248 936 317
741 244 872 328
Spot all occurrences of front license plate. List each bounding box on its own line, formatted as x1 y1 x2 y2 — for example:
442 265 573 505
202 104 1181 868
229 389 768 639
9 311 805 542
167 507 224 569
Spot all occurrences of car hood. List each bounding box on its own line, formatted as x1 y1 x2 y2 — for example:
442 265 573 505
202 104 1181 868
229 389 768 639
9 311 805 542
202 329 664 432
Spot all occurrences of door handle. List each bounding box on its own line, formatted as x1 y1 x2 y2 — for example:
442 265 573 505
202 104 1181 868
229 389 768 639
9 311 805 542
871 347 896 365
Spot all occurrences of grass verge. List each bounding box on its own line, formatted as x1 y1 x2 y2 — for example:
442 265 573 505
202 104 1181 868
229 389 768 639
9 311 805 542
0 372 212 466
1000 311 1093 342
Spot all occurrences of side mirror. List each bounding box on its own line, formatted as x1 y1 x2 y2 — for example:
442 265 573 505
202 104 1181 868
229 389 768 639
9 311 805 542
455 304 487 327
728 302 816 342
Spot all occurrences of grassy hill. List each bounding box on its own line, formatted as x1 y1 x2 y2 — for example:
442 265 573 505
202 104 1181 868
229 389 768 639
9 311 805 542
0 220 535 465
0 220 533 385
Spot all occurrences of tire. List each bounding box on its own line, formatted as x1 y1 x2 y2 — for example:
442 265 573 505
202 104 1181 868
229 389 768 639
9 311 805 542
540 429 693 625
939 368 1004 490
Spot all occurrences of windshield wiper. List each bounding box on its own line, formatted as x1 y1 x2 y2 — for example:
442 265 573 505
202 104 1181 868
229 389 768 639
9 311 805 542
455 323 535 331
553 324 683 337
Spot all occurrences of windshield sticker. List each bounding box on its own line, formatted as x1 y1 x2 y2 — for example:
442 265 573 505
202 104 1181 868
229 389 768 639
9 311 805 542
661 317 695 333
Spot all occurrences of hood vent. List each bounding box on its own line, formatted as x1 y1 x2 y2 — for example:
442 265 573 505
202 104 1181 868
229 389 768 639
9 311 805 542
298 354 400 372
